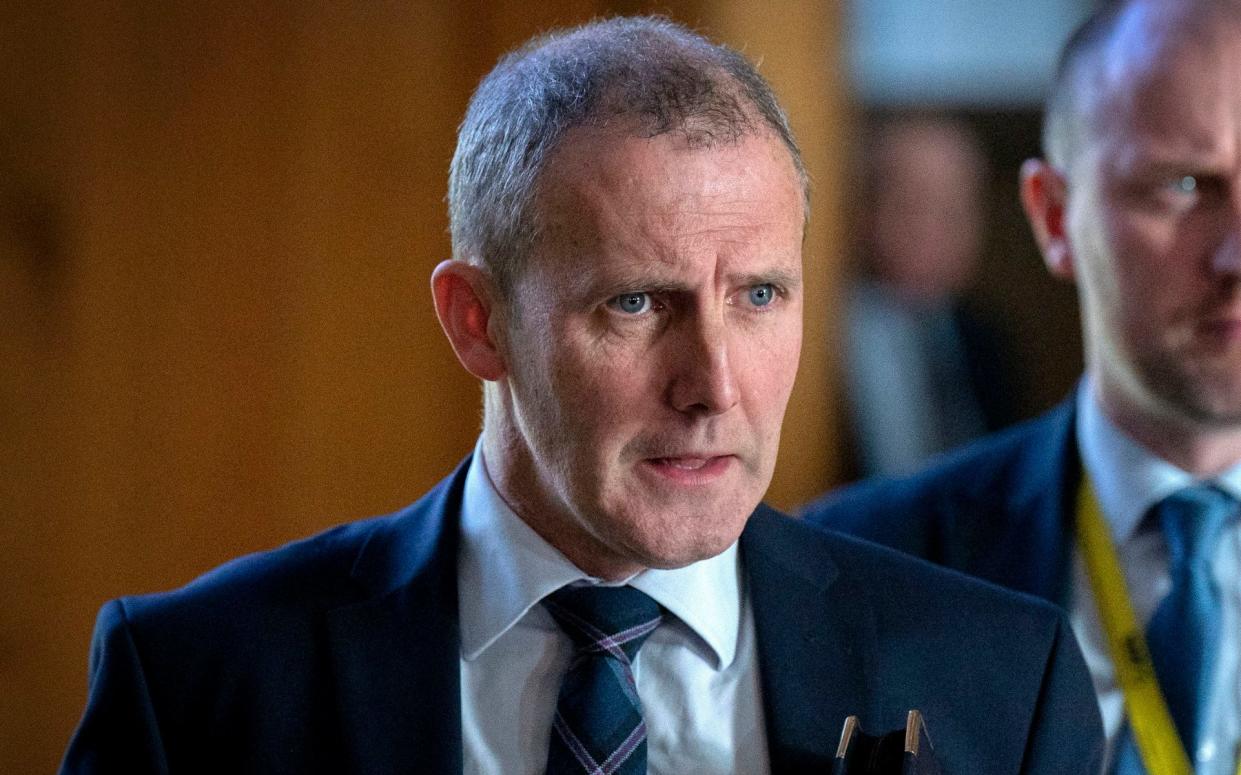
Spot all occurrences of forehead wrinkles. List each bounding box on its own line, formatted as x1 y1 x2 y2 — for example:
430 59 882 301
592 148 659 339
533 132 795 272
587 185 776 264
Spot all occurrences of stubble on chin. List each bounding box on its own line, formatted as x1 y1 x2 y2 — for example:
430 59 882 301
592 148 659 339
1138 348 1241 428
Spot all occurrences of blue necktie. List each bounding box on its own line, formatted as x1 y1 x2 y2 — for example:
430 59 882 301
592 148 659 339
543 585 664 775
1145 485 1235 760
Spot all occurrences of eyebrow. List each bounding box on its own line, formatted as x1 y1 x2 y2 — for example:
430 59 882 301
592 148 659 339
729 269 802 290
1109 161 1227 189
1111 142 1228 176
590 267 802 300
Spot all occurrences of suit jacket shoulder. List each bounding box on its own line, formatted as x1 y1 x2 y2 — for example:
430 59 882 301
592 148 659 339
801 400 1080 601
743 507 1103 773
62 462 468 775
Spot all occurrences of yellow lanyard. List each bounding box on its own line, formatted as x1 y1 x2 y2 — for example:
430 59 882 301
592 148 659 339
1075 477 1241 775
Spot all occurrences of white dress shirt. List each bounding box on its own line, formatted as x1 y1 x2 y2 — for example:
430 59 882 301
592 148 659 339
844 282 986 476
457 442 771 774
1073 382 1241 774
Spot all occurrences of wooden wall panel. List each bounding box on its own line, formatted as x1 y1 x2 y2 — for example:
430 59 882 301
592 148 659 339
0 3 845 770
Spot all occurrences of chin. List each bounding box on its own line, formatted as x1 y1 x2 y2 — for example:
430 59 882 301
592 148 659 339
1180 393 1241 427
635 541 734 571
629 510 751 569
1159 368 1241 426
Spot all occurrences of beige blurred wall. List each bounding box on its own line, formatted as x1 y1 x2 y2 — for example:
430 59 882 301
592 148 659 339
0 2 846 770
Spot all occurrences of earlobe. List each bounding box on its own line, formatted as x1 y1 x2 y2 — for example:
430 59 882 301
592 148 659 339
431 260 508 381
1020 158 1075 281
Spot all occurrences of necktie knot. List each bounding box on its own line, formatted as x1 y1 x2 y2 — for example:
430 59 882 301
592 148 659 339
1156 485 1236 568
544 585 663 664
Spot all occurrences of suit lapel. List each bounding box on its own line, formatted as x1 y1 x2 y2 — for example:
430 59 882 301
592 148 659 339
743 507 876 773
325 461 469 775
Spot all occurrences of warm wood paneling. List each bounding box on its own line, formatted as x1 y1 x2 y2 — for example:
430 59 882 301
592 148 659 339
0 3 845 770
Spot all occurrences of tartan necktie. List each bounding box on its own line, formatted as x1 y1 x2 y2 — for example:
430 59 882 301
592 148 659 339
542 584 664 775
1145 485 1236 760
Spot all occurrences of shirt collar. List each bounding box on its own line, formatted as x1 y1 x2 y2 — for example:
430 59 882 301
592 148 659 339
1076 377 1241 542
456 440 741 670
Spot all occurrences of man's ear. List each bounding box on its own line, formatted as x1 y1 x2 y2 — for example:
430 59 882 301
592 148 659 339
1020 158 1075 280
431 259 507 381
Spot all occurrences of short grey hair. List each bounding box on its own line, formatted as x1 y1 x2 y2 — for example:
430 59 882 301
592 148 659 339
448 15 807 295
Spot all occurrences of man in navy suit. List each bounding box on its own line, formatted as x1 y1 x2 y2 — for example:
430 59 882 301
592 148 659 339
63 16 1103 774
806 1 1241 772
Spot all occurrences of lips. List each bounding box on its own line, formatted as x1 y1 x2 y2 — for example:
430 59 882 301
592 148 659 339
1201 318 1241 331
1194 316 1241 346
643 454 734 484
661 457 711 470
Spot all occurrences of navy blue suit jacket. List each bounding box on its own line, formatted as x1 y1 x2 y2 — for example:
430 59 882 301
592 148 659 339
63 455 1102 773
804 400 1081 607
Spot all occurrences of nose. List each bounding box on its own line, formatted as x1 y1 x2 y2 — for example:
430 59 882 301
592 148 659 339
1217 188 1241 275
668 311 740 416
1213 228 1241 276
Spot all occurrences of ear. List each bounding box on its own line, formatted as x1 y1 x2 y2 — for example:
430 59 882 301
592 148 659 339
1020 158 1075 281
431 259 507 381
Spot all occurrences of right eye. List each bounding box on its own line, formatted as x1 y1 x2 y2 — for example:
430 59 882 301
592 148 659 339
609 292 651 315
1160 173 1226 206
1172 175 1199 194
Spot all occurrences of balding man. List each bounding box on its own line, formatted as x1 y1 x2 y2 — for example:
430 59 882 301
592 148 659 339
63 16 1101 774
807 2 1241 772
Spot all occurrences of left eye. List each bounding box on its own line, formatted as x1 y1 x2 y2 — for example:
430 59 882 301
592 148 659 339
610 292 651 314
748 284 776 307
1173 175 1198 194
1167 174 1226 201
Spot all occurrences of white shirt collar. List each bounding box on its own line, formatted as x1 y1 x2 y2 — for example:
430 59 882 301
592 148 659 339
1076 377 1241 542
457 439 741 669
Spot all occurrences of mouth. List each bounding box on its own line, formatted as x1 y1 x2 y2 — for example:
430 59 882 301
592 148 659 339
1194 316 1241 347
642 454 735 485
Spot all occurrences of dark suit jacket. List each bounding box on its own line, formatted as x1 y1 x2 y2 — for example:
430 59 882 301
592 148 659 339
805 399 1081 607
839 292 1028 482
63 454 1101 774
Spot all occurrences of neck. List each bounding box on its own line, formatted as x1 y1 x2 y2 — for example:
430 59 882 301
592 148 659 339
480 409 643 582
1094 379 1241 478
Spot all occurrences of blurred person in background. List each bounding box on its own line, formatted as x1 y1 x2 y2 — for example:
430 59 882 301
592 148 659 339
808 1 1241 771
843 113 1024 477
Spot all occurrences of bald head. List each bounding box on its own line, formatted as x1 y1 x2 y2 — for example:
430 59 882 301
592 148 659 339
1020 0 1241 473
1044 0 1241 171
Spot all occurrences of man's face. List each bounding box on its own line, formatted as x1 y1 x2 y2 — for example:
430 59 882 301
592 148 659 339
870 123 985 301
1066 17 1241 430
492 127 804 579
